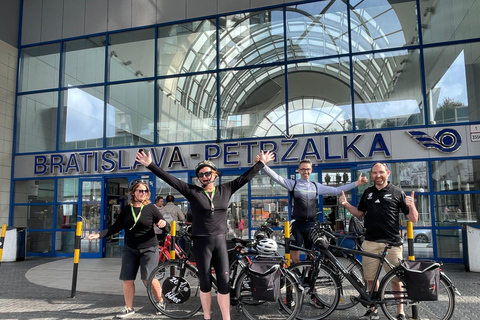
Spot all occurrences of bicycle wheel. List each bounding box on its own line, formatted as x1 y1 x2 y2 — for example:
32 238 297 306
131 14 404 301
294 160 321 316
146 260 202 319
235 268 302 320
287 262 341 320
378 269 456 320
332 255 364 310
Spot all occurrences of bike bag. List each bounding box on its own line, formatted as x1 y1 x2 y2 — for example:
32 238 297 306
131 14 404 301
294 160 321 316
401 259 441 301
248 255 283 301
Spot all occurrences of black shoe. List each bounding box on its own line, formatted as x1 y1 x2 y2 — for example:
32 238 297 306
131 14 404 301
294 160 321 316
396 314 407 320
309 295 325 309
358 309 379 320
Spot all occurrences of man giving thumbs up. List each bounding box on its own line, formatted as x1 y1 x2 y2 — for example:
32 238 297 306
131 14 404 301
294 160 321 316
339 162 418 320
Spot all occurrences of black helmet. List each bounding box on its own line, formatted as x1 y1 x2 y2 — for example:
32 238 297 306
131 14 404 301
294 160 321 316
195 160 217 176
129 179 149 192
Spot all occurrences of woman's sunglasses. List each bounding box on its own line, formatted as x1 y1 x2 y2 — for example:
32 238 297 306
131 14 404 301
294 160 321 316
197 171 213 178
135 189 149 194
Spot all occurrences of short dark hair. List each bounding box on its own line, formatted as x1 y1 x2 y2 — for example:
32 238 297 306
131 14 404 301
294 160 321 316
371 162 389 171
155 196 163 202
166 195 175 203
299 159 312 166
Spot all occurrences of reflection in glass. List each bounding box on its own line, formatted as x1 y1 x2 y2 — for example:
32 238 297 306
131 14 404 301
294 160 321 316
16 92 58 153
220 65 285 139
13 205 54 230
107 81 155 147
108 28 155 81
434 194 479 226
353 50 423 129
57 204 78 229
60 87 109 150
155 173 188 213
436 229 462 259
63 36 105 86
421 0 480 44
286 1 349 58
350 0 418 52
157 20 216 76
425 44 479 124
431 159 477 192
81 181 102 253
158 74 216 143
250 199 289 229
219 8 284 69
26 231 53 253
18 43 60 92
14 179 55 203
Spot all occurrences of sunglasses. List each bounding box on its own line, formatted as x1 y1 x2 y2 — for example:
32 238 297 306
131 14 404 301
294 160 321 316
136 189 149 194
197 171 213 178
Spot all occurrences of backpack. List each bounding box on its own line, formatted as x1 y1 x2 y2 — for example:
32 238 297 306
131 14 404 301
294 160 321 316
248 255 283 301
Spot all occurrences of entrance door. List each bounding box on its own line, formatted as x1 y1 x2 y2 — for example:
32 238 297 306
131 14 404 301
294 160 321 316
79 178 104 258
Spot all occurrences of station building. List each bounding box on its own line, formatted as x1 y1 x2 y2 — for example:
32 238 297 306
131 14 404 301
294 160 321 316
1 0 479 263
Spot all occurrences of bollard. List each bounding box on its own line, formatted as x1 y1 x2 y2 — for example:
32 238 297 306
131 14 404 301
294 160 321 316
170 220 176 259
284 221 290 267
406 220 419 320
71 220 82 298
0 224 7 265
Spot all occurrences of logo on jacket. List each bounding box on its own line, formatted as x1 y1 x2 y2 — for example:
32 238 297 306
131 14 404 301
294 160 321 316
406 128 461 153
367 193 373 200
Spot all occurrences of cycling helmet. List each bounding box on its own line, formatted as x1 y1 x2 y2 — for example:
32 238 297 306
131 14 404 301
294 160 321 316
256 238 278 255
254 230 267 241
129 179 149 192
195 160 217 176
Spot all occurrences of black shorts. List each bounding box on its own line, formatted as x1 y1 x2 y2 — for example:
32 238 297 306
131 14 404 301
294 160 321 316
291 220 316 250
119 244 159 281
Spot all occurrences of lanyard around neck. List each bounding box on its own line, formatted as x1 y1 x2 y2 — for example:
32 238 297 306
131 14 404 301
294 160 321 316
129 204 144 230
204 187 215 215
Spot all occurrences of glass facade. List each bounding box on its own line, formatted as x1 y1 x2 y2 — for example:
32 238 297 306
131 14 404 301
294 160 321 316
11 0 480 262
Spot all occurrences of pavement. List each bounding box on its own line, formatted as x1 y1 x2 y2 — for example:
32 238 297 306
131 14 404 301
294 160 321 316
0 257 479 320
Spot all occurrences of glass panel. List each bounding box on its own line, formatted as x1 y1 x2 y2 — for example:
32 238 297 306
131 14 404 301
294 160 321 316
350 0 418 52
402 228 434 259
220 65 285 139
63 36 105 86
250 199 289 230
436 228 462 259
158 74 217 143
57 204 78 229
396 161 429 192
421 0 480 44
18 43 60 92
57 178 79 202
251 167 290 197
353 50 424 129
14 179 55 203
434 194 480 226
26 231 52 253
107 81 155 147
425 43 480 124
59 87 105 150
16 91 58 153
81 180 102 253
108 28 155 82
155 173 189 214
219 8 284 69
13 205 54 229
157 19 216 76
55 230 75 253
286 1 349 59
287 58 352 135
431 159 477 192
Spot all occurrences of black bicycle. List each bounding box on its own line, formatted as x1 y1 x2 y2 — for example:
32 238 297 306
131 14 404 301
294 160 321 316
301 224 459 320
146 225 303 320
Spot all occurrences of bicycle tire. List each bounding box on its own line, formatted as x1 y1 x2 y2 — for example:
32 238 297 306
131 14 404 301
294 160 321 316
378 269 456 320
287 261 341 320
235 268 302 320
146 260 202 319
328 255 364 310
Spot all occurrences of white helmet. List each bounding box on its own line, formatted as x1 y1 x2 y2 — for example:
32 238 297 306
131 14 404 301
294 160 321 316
256 238 278 255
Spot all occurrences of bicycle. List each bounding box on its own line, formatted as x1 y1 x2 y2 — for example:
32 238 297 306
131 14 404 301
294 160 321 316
303 224 459 320
146 226 303 320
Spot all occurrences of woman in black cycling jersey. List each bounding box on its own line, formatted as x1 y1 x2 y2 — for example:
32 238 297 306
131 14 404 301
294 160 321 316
136 150 274 320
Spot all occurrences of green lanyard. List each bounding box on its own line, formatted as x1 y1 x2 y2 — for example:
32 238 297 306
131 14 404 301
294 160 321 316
204 187 216 215
129 204 144 230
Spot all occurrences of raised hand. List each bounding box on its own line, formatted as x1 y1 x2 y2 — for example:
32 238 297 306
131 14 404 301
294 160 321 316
356 173 368 186
135 149 152 167
257 150 275 164
339 191 348 206
405 191 415 208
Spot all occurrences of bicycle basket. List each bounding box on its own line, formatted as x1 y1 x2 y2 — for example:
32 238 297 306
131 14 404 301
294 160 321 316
401 260 441 301
248 255 283 301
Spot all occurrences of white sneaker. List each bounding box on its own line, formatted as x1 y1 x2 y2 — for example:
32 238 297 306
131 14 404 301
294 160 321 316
116 306 135 318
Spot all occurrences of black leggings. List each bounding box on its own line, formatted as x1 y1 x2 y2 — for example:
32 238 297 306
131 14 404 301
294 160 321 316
192 234 230 294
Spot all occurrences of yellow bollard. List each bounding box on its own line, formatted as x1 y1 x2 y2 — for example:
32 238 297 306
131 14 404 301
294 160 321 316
71 221 82 298
284 221 291 267
406 221 415 261
170 221 176 259
0 224 7 264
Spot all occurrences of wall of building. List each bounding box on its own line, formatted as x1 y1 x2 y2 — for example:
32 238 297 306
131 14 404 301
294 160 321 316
0 40 17 225
20 0 288 45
